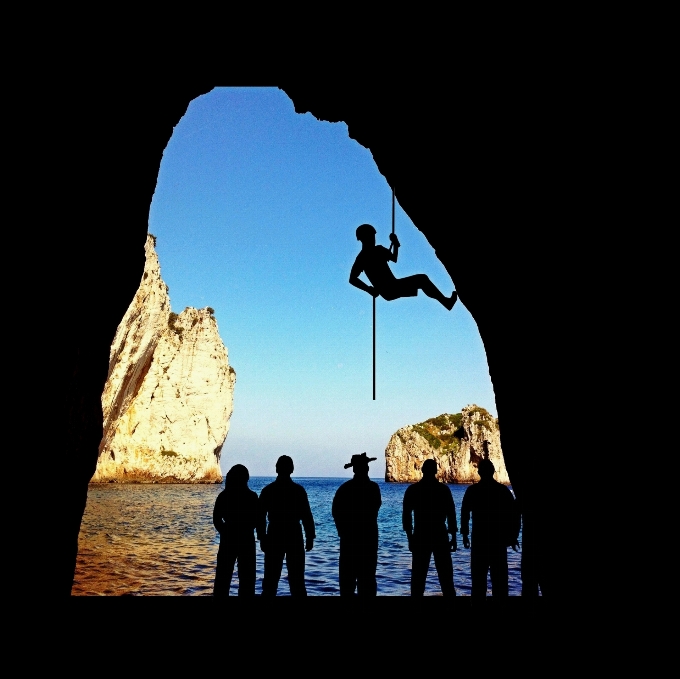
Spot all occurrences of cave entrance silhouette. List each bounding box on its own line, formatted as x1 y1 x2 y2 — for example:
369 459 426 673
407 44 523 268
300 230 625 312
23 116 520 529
48 79 582 598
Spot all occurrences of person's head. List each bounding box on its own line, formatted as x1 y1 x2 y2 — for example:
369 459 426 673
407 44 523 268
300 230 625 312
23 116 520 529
344 452 376 476
225 464 249 489
422 459 437 478
276 455 294 477
477 458 495 479
356 223 377 246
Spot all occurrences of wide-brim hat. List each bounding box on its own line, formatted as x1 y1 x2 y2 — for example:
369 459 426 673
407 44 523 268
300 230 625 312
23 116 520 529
344 452 377 469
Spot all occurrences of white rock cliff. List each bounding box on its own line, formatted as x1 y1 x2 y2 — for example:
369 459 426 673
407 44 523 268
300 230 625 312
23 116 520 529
91 234 235 483
384 405 509 484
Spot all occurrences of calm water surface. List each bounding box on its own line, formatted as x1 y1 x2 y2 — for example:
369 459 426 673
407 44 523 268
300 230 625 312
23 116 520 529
74 478 523 596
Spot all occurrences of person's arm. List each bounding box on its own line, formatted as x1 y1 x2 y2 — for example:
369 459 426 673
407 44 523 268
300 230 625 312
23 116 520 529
445 487 458 552
349 254 379 297
402 488 414 551
256 492 268 550
213 493 224 533
388 233 400 262
249 490 259 539
332 488 343 538
300 488 316 551
461 489 471 549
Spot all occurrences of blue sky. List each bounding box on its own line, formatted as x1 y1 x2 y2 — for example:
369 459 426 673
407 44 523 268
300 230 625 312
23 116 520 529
148 87 496 477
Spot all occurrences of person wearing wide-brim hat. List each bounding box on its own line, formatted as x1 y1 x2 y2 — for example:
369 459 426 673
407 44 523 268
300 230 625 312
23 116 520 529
332 452 382 596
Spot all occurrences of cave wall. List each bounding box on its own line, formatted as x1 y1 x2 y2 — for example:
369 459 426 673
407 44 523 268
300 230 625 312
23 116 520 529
40 78 589 595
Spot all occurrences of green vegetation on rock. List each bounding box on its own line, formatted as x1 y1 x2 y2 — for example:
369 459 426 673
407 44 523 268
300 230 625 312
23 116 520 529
411 409 497 457
168 312 184 337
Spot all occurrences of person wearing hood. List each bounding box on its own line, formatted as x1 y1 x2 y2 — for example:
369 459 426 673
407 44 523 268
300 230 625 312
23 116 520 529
332 453 382 596
212 464 259 596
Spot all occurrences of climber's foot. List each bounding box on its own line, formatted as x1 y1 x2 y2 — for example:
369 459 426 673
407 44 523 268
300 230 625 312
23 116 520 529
445 292 458 311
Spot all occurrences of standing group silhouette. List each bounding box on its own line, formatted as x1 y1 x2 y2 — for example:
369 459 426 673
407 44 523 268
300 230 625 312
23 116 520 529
213 442 520 597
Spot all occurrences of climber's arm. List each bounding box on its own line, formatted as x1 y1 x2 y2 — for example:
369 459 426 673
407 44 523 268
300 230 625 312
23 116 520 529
388 233 400 262
349 255 379 297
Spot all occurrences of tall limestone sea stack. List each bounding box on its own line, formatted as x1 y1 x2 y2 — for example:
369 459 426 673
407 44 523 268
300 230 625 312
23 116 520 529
384 405 509 484
91 234 235 483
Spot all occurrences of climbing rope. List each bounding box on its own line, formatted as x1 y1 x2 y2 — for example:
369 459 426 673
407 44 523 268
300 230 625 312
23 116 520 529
373 186 395 400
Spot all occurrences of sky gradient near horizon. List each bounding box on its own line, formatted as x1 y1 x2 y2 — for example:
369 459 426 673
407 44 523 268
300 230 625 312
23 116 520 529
148 87 497 477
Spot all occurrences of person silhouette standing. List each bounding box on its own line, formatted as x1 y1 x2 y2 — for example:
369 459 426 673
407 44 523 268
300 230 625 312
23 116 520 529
402 459 458 596
213 464 259 597
460 442 521 598
349 224 457 309
258 455 315 597
332 453 382 597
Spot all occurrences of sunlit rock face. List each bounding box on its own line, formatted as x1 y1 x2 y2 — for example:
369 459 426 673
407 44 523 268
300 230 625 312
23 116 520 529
384 405 508 484
91 235 235 483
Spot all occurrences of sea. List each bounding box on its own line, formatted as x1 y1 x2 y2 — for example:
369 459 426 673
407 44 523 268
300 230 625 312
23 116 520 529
73 477 523 596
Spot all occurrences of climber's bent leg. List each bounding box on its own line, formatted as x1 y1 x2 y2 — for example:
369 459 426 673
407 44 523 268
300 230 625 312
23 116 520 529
411 274 456 310
381 275 457 310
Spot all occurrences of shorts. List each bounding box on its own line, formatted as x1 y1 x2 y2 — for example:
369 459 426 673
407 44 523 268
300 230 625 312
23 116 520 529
379 275 421 301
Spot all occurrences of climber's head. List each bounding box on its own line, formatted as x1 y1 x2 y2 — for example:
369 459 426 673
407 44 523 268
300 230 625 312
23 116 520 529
356 223 377 245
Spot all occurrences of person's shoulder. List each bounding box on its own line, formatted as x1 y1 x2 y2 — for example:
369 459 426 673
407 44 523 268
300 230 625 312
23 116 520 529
403 482 417 496
259 482 274 495
375 244 390 256
292 480 309 494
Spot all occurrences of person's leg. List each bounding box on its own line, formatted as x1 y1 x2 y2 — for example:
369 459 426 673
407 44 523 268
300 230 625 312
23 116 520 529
262 548 284 597
394 275 457 310
410 547 431 596
489 545 509 597
339 539 357 596
357 544 378 597
286 540 308 597
214 544 237 597
470 545 490 599
433 546 456 596
236 537 256 597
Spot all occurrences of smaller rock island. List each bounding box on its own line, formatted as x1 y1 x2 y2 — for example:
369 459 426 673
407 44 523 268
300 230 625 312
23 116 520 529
91 234 235 483
384 405 509 484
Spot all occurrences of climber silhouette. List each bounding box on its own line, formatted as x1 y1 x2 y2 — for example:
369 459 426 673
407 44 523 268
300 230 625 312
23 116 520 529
461 441 521 598
402 459 458 596
258 455 315 597
332 453 382 596
213 464 259 597
349 224 457 309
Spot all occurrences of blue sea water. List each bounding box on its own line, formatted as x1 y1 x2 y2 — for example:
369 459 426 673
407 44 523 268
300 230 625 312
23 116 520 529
74 477 523 596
